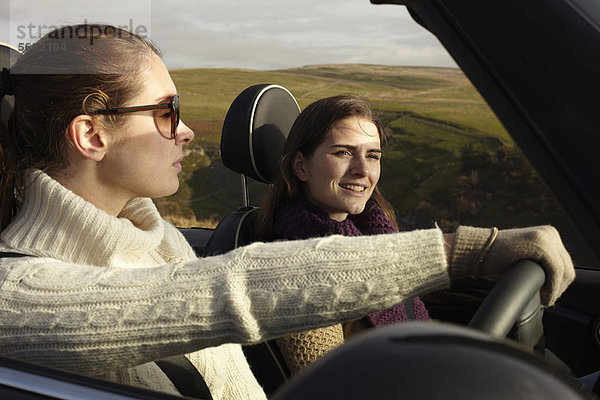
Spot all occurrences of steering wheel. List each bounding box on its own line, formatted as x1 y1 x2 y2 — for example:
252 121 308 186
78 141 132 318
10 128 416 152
468 259 545 348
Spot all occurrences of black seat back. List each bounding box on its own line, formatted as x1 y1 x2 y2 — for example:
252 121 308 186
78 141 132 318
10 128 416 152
204 206 260 254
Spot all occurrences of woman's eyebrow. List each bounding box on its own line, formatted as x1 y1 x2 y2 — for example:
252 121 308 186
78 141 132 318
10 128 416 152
153 93 176 103
330 144 383 153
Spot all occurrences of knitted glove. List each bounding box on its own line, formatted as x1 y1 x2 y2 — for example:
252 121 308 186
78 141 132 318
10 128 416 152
449 225 575 306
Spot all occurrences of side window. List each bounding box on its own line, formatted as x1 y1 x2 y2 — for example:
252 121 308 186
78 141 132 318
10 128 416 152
161 65 598 268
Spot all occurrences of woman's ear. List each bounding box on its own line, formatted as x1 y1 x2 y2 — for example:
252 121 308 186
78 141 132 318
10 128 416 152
67 115 107 162
292 151 308 182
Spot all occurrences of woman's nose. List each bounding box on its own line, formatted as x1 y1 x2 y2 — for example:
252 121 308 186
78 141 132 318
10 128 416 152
350 156 369 177
176 121 195 145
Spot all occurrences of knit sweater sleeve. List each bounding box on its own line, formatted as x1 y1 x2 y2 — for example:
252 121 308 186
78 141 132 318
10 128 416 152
0 229 448 375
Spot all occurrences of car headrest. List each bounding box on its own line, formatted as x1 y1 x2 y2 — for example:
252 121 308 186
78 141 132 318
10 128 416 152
0 43 20 67
0 43 21 130
220 84 300 183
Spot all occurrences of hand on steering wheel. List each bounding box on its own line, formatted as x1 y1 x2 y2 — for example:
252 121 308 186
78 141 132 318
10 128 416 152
449 225 575 306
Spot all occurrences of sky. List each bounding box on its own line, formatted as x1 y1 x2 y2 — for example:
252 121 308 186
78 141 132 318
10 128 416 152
1 0 456 70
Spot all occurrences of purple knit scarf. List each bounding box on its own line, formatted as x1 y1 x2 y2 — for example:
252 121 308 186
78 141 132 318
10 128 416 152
272 198 429 326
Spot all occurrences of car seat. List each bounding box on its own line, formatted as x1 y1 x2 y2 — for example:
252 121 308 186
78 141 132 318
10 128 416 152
0 43 21 130
205 84 301 394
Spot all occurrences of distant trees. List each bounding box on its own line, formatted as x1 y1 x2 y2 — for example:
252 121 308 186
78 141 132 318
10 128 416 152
389 139 562 233
448 142 557 221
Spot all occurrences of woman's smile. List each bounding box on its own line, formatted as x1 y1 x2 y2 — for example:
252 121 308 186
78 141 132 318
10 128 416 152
340 183 368 193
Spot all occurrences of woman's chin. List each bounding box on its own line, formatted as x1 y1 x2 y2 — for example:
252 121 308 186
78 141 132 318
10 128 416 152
153 181 180 199
347 202 368 215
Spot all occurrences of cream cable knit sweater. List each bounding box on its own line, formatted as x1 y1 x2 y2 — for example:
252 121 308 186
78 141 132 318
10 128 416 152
0 170 450 398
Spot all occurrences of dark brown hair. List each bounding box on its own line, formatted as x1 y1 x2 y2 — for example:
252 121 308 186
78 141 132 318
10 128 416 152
0 24 160 230
258 94 398 239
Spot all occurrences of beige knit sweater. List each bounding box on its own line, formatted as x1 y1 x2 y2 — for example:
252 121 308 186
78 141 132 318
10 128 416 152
0 170 450 398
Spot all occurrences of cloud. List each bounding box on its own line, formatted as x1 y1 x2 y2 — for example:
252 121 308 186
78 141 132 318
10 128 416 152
4 0 456 70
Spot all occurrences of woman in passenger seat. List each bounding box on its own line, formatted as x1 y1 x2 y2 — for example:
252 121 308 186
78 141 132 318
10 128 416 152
257 95 431 374
0 24 575 400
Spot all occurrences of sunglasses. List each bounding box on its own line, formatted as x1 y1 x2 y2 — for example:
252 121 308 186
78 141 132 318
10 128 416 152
91 94 180 139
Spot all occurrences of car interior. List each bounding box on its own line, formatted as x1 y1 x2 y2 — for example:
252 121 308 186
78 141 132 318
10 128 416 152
1 0 600 398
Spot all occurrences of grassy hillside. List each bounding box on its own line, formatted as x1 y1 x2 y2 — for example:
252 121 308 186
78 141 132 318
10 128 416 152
156 64 595 265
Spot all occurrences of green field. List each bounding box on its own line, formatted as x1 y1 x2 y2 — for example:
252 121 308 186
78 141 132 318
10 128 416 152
156 64 596 265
